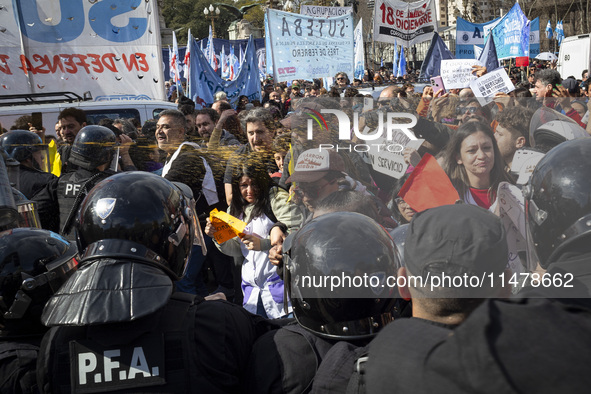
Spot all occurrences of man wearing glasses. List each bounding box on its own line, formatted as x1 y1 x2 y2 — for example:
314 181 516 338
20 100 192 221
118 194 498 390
334 72 350 90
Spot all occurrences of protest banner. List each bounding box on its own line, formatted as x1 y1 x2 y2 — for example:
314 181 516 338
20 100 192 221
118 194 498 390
470 67 515 105
1 0 164 100
372 0 437 47
209 209 247 244
366 135 424 179
455 17 500 59
266 8 354 82
440 59 482 89
491 2 530 59
300 5 352 17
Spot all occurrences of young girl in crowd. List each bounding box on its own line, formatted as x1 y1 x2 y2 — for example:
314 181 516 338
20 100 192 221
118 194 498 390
441 121 512 209
205 154 302 318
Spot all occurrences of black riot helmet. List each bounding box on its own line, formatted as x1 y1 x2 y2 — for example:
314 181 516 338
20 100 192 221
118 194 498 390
283 212 408 340
0 228 77 336
523 138 591 268
0 188 42 232
68 125 117 171
75 172 196 280
0 130 49 172
389 223 408 267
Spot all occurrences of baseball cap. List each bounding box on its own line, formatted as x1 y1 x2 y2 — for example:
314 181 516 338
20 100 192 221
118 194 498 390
286 149 345 183
404 204 508 277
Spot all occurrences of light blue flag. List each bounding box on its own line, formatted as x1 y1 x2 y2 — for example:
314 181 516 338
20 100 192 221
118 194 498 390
397 46 406 78
393 40 399 77
491 2 530 59
545 20 553 39
556 20 564 45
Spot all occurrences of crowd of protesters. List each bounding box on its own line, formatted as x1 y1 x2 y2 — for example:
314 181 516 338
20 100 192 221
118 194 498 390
2 57 591 392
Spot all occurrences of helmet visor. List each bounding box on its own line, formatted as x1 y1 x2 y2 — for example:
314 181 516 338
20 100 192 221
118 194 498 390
31 147 49 173
108 146 120 172
16 201 41 229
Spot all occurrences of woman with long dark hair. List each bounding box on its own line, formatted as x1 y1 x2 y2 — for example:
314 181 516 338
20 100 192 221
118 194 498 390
205 153 302 318
441 121 512 209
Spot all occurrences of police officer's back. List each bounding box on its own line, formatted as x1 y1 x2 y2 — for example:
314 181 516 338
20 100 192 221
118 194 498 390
37 172 268 393
0 228 77 393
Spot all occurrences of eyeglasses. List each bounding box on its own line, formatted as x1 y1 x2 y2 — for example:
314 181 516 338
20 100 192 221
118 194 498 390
336 77 345 81
294 179 332 199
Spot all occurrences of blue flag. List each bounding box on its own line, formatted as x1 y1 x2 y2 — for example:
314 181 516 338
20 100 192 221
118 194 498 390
397 46 407 78
189 36 261 109
545 20 553 39
491 2 529 59
478 35 500 73
393 40 399 77
419 33 455 80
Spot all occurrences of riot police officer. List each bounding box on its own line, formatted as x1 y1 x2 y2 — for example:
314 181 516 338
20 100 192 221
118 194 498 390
246 212 408 393
0 130 59 231
38 172 269 393
522 137 591 298
0 228 78 393
55 125 119 240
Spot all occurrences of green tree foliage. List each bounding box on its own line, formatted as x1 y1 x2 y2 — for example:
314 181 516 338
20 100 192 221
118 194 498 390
159 0 265 41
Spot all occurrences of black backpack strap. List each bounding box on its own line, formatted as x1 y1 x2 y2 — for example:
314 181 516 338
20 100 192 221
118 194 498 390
346 350 369 394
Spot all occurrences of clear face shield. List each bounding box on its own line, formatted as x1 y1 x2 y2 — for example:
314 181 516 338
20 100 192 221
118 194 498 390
171 181 207 251
31 146 50 173
108 146 120 173
281 232 303 313
522 183 545 273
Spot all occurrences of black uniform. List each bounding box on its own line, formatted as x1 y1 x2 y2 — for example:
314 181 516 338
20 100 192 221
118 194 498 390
19 165 59 232
0 339 40 394
246 322 371 394
57 145 79 174
366 296 591 394
38 258 270 394
56 168 114 239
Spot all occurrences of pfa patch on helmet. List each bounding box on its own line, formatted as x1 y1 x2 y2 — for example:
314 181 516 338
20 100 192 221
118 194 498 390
96 198 116 221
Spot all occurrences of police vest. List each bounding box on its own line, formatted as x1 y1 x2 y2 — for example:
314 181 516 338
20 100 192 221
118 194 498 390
57 170 111 240
38 292 206 394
